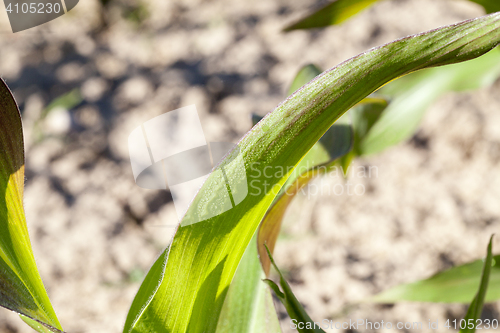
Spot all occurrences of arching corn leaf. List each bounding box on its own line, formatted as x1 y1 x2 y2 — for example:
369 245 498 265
257 63 355 276
124 13 500 333
257 64 391 276
0 79 63 332
284 3 500 156
232 63 353 325
360 47 500 155
257 108 361 276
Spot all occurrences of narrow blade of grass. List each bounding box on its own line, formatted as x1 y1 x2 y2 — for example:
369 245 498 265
264 245 325 333
460 235 494 333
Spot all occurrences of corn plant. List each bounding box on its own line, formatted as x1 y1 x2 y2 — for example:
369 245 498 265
1 12 500 333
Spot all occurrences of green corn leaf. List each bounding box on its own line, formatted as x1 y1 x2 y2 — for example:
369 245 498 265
370 240 498 304
284 0 379 32
263 245 325 333
216 234 281 333
0 79 63 332
279 63 355 192
459 235 494 333
360 47 500 155
124 13 500 333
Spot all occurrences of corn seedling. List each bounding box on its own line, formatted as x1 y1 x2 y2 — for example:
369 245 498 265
1 11 500 333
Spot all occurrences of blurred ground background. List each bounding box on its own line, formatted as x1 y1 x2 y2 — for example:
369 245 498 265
1 0 500 332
